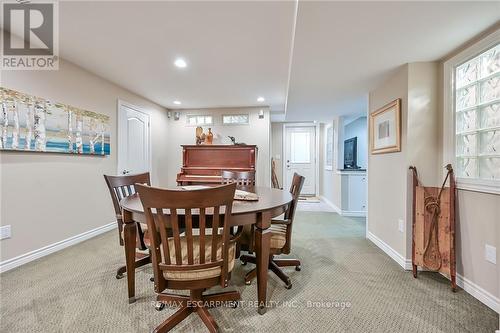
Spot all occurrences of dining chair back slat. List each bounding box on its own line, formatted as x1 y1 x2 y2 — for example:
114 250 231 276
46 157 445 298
135 183 237 287
221 170 256 187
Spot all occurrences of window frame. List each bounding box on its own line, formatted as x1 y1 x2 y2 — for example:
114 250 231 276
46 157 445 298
443 29 500 195
222 114 249 125
186 114 213 126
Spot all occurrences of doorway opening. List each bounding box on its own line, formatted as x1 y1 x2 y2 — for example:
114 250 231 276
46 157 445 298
282 123 319 196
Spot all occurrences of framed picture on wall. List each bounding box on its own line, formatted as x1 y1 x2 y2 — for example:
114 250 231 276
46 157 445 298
370 98 401 154
325 123 334 170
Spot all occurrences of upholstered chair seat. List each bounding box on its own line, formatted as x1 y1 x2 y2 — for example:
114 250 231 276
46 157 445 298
162 236 236 281
269 224 287 249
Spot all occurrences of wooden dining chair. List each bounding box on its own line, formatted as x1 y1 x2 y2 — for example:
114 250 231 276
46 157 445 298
136 183 240 333
221 170 256 187
104 172 151 279
221 169 256 258
240 172 305 289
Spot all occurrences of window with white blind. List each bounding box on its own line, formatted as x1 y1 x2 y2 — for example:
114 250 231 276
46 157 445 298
454 43 499 182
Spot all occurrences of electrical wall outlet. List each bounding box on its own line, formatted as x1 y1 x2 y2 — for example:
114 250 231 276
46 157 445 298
485 244 496 265
0 225 11 240
398 219 404 233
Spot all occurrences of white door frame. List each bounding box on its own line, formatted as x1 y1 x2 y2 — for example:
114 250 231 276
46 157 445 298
117 99 152 175
282 122 320 195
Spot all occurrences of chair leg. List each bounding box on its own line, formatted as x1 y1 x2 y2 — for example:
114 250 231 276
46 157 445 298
273 258 301 271
116 265 127 279
153 288 240 332
197 307 219 333
269 261 292 289
235 243 241 260
153 304 192 333
115 254 151 279
135 255 151 268
240 254 257 265
244 268 257 285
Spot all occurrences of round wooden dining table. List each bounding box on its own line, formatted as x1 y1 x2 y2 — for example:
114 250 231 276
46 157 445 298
120 186 293 315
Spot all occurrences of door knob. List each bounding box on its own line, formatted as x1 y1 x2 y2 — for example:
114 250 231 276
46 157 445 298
122 170 130 175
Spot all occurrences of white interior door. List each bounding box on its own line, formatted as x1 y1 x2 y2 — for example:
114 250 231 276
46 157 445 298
284 126 316 195
118 101 151 175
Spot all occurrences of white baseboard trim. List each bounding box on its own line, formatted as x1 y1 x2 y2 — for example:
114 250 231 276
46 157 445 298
367 232 500 314
366 231 412 270
0 222 116 274
341 210 366 217
456 273 499 314
318 196 341 213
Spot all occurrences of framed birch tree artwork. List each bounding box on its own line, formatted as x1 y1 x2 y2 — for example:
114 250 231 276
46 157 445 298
370 98 401 154
0 87 110 155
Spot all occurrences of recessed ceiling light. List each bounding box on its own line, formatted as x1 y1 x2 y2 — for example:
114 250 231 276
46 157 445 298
257 97 265 102
174 58 187 68
173 100 181 105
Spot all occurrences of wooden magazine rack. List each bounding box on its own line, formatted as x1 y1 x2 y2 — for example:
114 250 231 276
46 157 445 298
409 164 457 291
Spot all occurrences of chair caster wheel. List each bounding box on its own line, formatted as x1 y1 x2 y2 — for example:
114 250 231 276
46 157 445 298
295 266 301 271
116 274 124 280
155 302 165 311
150 276 155 282
285 281 292 289
241 260 247 266
245 280 251 286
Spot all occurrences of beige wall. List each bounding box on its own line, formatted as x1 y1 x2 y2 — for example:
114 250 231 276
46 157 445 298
368 57 499 310
368 62 440 259
0 59 169 262
166 107 271 187
368 64 409 257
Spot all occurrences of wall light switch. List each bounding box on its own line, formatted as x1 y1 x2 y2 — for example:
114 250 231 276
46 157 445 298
485 244 496 265
398 219 404 233
0 225 11 240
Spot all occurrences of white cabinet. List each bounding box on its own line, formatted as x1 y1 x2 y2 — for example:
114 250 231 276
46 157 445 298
340 171 366 217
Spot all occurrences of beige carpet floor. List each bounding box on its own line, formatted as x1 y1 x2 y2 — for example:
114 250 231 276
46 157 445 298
0 212 497 332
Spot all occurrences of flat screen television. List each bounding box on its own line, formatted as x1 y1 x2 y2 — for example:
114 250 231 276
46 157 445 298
344 137 358 169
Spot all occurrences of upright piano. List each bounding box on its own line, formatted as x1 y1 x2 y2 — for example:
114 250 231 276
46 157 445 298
176 145 257 185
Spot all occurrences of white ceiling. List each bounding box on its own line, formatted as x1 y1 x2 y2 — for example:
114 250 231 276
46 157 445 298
56 1 499 121
58 1 296 112
286 1 500 121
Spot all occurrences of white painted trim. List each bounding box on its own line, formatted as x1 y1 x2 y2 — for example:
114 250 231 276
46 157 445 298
117 99 152 175
456 180 500 196
341 210 366 217
0 222 116 274
368 232 500 314
367 231 412 270
456 273 499 314
319 195 341 213
324 122 333 170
